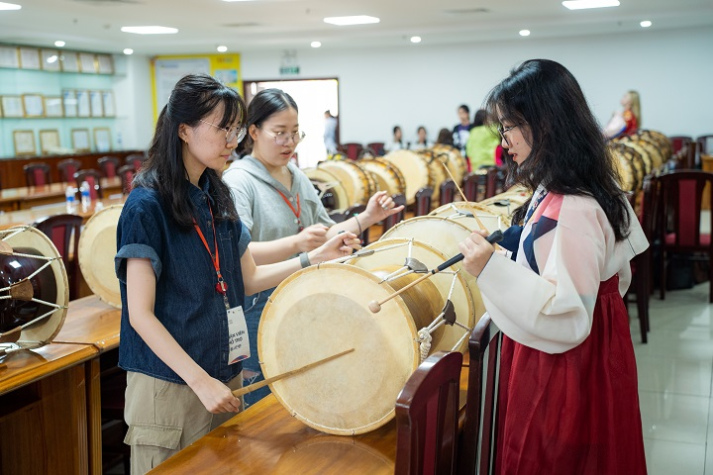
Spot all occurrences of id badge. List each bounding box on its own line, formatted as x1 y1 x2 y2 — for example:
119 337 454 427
227 306 250 365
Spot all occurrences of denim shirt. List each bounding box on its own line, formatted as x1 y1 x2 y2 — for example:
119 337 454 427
115 177 250 384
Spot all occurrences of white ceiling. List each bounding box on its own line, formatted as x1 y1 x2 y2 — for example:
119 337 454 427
0 0 711 55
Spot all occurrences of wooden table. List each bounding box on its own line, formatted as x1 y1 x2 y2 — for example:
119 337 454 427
0 177 122 212
0 195 126 230
150 363 470 474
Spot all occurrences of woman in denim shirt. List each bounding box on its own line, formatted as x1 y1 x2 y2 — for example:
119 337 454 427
115 74 358 474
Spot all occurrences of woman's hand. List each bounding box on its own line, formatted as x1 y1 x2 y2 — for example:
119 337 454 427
459 230 496 278
294 224 329 252
189 375 242 414
361 191 405 227
308 231 360 263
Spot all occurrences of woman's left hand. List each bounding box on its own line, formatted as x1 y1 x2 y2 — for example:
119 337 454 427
308 231 360 263
459 230 496 278
362 191 404 225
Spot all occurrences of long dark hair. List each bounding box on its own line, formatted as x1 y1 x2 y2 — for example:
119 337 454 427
244 88 298 153
134 74 246 229
485 59 630 240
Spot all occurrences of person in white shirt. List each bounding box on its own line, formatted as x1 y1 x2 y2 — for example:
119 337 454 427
384 125 404 152
410 126 432 151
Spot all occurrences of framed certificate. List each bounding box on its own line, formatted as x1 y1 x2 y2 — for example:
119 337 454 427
40 49 61 72
62 90 78 117
14 130 36 156
102 91 115 117
22 94 45 117
39 129 61 155
18 47 40 70
61 51 79 73
97 54 114 74
1 96 24 118
89 90 103 117
76 90 91 117
79 52 97 73
94 127 112 153
0 45 19 68
44 96 64 117
71 128 91 153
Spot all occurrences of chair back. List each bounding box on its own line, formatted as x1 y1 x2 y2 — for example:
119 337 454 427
439 179 458 206
669 136 692 155
367 142 385 157
74 169 104 200
125 153 146 172
34 214 83 300
338 143 364 160
656 170 713 250
383 193 406 233
23 162 51 187
395 351 462 475
415 187 434 216
57 159 81 183
458 314 502 475
463 172 484 202
98 156 120 178
117 165 136 195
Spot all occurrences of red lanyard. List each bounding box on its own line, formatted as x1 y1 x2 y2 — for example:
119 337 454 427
193 206 228 296
276 189 303 231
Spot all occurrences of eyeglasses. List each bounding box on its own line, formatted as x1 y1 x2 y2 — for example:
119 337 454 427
199 119 247 144
261 129 306 146
497 124 519 146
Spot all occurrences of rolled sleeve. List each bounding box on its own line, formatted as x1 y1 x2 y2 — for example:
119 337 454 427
115 243 162 283
115 192 164 284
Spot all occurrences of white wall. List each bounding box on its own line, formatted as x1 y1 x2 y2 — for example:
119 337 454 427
114 54 154 151
240 26 713 147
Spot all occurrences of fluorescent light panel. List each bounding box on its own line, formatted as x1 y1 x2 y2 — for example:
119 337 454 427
323 15 380 26
0 2 21 10
640 20 652 27
562 0 619 10
121 26 178 35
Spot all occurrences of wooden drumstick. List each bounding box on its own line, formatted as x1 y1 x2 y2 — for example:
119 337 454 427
437 155 468 203
369 229 504 313
232 348 355 398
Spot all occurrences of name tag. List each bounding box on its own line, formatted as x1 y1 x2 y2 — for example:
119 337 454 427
227 306 250 365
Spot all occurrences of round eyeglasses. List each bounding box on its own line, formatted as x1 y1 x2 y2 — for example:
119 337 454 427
497 124 519 147
261 129 306 146
199 119 247 144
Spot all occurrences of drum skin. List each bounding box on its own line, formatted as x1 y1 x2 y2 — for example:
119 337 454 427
304 167 351 212
78 205 123 309
382 150 431 205
318 161 376 207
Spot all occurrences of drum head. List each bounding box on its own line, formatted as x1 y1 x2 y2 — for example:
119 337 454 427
357 158 406 197
304 167 350 212
430 202 510 231
319 161 374 206
2 226 69 344
382 150 430 205
260 264 419 435
78 205 123 308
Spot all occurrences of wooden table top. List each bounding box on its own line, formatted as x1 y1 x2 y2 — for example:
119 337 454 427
0 177 122 204
0 342 98 395
53 295 121 352
0 195 126 230
150 363 470 475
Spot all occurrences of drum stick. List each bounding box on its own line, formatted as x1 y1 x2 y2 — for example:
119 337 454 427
369 229 504 313
232 348 355 398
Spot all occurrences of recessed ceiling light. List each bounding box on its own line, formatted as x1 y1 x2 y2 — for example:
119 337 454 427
323 15 380 26
123 48 134 55
54 40 66 47
562 0 619 10
217 45 228 52
46 55 58 64
311 41 322 48
640 20 652 28
0 2 21 10
410 36 422 43
519 29 531 37
121 26 178 35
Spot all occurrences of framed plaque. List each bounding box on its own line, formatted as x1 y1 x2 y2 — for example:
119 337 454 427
1 96 24 118
71 128 91 153
89 90 103 117
79 52 97 73
14 130 36 156
102 91 115 117
39 129 61 155
76 90 91 117
44 96 64 117
94 127 112 153
97 54 114 74
18 47 41 70
62 90 78 117
0 45 20 68
22 94 45 117
61 51 79 72
40 49 61 72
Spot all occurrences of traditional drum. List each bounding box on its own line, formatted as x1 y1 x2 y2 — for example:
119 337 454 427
476 186 532 225
357 158 406 197
318 160 376 207
381 150 431 205
431 144 468 186
304 167 351 212
430 201 513 229
614 137 653 175
416 150 449 202
78 205 123 308
639 129 673 162
610 143 646 192
0 226 68 353
259 238 477 435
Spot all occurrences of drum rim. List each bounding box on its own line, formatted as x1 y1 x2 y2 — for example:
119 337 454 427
357 157 406 196
304 167 351 212
318 160 374 206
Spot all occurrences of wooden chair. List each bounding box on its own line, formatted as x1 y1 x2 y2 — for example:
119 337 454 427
439 179 458 206
57 159 81 183
125 153 146 172
655 170 713 302
383 193 406 234
367 142 385 157
23 162 51 187
458 314 502 475
33 214 83 300
463 172 485 202
696 134 713 164
98 156 120 178
395 351 462 475
669 136 692 155
625 183 653 343
415 187 434 216
74 169 104 200
338 143 364 160
117 164 136 195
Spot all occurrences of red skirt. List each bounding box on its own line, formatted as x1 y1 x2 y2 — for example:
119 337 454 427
494 275 647 474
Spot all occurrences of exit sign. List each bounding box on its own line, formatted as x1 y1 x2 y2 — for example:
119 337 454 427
280 66 300 75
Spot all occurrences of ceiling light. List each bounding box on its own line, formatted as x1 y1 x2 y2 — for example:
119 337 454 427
311 41 321 48
121 26 178 35
562 0 619 10
410 36 421 43
640 20 652 28
323 15 380 26
54 40 66 47
217 45 228 52
123 48 134 55
0 2 21 10
519 29 531 37
46 55 58 64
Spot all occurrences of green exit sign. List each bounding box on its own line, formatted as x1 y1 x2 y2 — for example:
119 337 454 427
280 66 300 75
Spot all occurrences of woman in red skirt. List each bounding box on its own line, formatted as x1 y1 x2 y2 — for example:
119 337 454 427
459 59 648 474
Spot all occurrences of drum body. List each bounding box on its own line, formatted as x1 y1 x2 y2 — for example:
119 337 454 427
304 167 351 212
431 144 467 186
357 158 406 197
78 205 123 308
382 150 431 205
417 150 448 202
318 161 375 207
476 186 532 227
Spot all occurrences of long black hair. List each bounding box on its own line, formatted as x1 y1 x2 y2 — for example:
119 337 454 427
244 88 298 153
485 59 630 240
134 74 247 229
